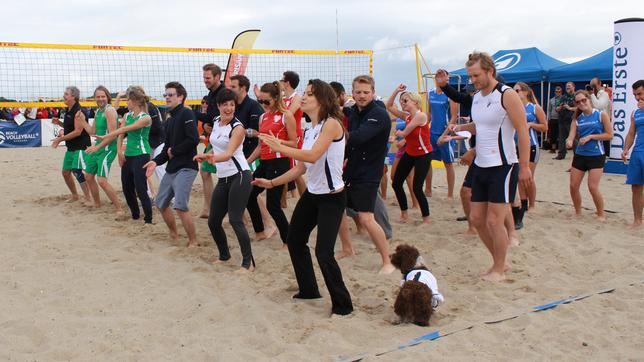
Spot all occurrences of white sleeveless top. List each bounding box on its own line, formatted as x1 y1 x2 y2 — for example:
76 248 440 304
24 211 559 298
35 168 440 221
209 116 250 178
471 83 518 168
302 119 345 195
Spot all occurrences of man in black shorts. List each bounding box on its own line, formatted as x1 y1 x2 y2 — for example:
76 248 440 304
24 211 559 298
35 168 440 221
343 75 394 274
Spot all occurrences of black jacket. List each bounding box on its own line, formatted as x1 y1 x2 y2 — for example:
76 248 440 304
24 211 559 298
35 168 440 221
194 82 225 126
147 102 165 149
153 104 199 173
344 100 391 184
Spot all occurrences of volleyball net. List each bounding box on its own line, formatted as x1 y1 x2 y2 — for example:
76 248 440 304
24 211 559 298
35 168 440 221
0 42 373 108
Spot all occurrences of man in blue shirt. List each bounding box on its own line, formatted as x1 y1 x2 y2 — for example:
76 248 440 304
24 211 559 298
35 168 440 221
426 82 458 199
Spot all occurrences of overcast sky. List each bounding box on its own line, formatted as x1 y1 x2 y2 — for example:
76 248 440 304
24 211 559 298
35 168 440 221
2 0 642 98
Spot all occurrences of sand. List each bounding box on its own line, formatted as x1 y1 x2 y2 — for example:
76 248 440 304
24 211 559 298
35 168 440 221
1 147 642 361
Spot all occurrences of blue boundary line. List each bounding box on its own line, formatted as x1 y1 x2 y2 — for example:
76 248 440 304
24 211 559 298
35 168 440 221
336 280 642 361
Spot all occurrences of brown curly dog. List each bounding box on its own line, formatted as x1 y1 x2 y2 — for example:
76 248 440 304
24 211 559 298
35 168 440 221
390 244 434 326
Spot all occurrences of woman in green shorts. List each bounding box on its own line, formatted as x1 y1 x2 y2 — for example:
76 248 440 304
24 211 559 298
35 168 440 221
87 86 153 223
83 86 124 217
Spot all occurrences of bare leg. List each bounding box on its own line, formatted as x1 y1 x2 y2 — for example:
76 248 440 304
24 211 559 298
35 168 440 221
587 168 605 220
62 170 79 201
528 162 538 209
177 209 198 247
78 178 92 204
85 173 102 207
445 163 455 199
255 194 276 240
630 185 643 228
358 211 394 274
160 207 179 240
425 163 433 197
147 175 157 199
469 202 494 256
569 168 585 216
97 176 124 216
381 165 388 199
280 184 288 208
480 203 511 281
200 171 213 218
506 205 519 247
336 214 356 259
407 169 419 209
460 186 477 234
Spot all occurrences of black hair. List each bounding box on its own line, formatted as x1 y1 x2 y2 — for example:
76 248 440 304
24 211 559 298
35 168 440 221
165 81 187 103
633 79 644 90
230 74 250 92
283 70 300 88
329 81 345 97
216 88 237 105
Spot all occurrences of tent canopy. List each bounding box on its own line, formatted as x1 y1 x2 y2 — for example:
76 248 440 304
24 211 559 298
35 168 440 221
547 48 612 83
449 47 567 84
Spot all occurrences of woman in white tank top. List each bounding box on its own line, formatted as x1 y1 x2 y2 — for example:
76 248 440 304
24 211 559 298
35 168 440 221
252 79 353 316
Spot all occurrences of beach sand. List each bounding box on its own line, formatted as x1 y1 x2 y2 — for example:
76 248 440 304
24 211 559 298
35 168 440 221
1 147 642 361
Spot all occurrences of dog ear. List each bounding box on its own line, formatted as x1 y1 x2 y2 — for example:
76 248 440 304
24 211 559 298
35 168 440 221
400 246 420 273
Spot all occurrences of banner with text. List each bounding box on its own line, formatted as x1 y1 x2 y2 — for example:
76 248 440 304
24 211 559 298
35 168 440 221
611 18 644 159
0 120 41 148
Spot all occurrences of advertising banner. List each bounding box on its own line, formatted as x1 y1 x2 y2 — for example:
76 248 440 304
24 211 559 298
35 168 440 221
0 120 41 148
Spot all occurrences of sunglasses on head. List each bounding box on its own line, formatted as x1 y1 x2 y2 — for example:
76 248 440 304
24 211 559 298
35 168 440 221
258 99 271 105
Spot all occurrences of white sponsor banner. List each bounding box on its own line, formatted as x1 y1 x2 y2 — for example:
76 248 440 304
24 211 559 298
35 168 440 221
611 18 644 159
40 119 64 146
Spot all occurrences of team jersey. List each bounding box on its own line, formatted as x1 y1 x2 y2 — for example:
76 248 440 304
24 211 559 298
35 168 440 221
123 112 151 157
404 112 432 156
302 120 345 194
472 83 518 168
94 105 116 152
429 90 451 136
284 92 304 146
514 103 539 147
209 116 250 178
633 108 644 153
575 109 605 156
259 111 290 160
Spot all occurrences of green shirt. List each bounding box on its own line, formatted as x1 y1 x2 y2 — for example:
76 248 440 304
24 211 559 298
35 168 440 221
94 105 117 152
123 112 151 156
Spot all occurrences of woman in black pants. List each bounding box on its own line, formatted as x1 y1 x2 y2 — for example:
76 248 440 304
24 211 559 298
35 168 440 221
386 84 432 224
88 86 153 223
253 79 353 316
195 89 255 272
245 82 298 247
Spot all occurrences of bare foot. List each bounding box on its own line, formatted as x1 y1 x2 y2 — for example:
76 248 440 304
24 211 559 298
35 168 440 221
378 263 396 275
509 234 520 247
479 264 510 276
594 213 606 222
411 203 420 210
627 221 642 229
114 210 128 221
211 258 230 265
335 250 356 260
66 195 80 203
421 216 430 225
424 189 432 197
399 212 409 223
280 243 289 251
256 226 276 241
169 231 179 241
481 271 505 282
187 241 200 248
236 265 255 273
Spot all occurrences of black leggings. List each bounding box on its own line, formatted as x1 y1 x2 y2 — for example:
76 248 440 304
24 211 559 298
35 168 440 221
287 190 353 315
246 158 290 244
208 171 254 268
121 154 152 223
392 152 431 217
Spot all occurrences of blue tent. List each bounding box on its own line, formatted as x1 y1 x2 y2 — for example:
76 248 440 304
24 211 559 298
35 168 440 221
449 47 567 84
547 48 612 82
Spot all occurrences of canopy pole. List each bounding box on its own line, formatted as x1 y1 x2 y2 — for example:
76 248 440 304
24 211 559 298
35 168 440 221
540 81 545 147
546 81 551 150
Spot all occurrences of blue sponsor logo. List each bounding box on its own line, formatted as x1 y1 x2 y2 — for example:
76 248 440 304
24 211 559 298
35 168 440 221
494 52 521 72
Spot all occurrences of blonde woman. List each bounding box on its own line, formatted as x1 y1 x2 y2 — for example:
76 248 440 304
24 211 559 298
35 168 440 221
386 84 432 224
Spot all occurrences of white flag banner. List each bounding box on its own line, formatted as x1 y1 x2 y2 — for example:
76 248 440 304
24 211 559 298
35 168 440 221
611 18 644 159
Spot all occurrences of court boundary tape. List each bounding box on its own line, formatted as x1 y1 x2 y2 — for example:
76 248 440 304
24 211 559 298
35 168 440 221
336 279 644 362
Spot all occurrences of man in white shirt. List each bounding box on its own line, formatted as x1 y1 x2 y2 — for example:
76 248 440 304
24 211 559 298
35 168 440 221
590 77 611 156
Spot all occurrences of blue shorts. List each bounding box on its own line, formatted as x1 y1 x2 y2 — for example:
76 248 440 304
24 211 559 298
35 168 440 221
626 151 644 185
430 134 455 164
156 168 198 211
